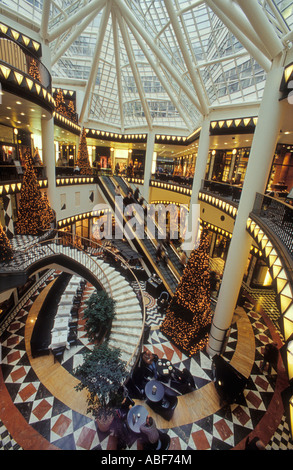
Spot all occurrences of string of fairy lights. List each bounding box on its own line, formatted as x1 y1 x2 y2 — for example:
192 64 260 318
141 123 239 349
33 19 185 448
15 151 54 235
161 229 213 356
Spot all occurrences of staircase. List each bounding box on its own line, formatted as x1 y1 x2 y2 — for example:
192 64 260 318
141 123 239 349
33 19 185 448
1 234 145 369
95 259 144 367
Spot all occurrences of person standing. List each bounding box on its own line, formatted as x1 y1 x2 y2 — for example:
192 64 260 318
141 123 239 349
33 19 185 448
260 342 279 375
140 415 159 449
134 187 140 201
155 242 163 263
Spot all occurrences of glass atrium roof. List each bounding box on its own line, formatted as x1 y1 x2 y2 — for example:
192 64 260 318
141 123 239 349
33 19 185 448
1 0 293 133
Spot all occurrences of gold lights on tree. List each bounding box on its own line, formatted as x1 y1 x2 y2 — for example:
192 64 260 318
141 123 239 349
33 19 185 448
67 100 77 123
39 191 54 230
54 88 67 116
76 128 93 176
28 58 41 82
160 229 213 356
15 151 53 235
0 222 13 262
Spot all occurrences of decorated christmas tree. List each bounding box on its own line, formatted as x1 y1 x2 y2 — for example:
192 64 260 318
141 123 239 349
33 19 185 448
160 228 213 356
15 151 53 235
28 58 41 82
39 192 54 230
0 222 13 262
68 100 76 122
76 128 93 175
55 88 67 116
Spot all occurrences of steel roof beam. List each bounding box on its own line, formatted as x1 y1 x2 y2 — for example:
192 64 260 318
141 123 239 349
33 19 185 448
79 1 112 124
112 10 125 131
164 0 209 116
47 0 107 43
236 0 284 59
115 0 202 113
206 0 272 72
116 10 153 130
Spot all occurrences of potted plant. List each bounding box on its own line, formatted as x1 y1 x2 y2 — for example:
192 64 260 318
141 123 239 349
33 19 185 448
83 289 116 343
74 342 127 431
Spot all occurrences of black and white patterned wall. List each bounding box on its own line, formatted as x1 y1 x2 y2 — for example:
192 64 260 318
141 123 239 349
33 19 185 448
2 194 14 240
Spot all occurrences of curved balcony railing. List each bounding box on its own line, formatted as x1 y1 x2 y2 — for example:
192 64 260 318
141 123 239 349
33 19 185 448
3 229 146 370
202 179 243 202
0 164 47 182
0 37 51 89
252 193 293 259
6 234 112 297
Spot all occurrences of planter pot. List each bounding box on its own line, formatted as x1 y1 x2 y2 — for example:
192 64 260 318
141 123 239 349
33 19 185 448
96 412 114 432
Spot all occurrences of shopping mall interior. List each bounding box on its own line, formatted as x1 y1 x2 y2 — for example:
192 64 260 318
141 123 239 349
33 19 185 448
0 0 293 453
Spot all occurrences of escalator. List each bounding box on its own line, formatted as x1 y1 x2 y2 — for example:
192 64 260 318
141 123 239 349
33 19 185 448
113 175 185 279
97 175 180 295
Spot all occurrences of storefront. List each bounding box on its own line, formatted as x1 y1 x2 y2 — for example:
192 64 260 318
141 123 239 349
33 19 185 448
267 144 293 197
206 147 251 184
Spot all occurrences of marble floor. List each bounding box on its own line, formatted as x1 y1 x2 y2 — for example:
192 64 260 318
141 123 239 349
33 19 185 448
0 271 292 451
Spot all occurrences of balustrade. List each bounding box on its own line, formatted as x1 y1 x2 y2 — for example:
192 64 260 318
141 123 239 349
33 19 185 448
252 193 293 258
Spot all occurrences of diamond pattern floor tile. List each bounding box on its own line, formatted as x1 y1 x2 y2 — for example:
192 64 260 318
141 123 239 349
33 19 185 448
0 272 292 451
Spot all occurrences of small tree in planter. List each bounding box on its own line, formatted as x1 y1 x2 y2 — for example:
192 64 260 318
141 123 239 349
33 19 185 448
74 342 127 430
83 290 116 343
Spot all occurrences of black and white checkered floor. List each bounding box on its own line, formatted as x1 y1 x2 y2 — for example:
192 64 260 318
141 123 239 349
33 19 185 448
0 273 292 450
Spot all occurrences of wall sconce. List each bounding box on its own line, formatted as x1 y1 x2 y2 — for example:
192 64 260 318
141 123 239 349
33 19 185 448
14 128 18 135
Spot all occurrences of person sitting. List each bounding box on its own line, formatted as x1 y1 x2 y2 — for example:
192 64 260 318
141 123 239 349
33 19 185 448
171 367 196 394
141 350 158 379
115 386 135 420
139 415 160 450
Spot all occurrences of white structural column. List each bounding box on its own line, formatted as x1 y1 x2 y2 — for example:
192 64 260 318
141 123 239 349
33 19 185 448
207 57 285 357
184 118 210 253
142 131 155 202
190 118 210 206
40 0 51 40
40 43 57 210
41 116 57 209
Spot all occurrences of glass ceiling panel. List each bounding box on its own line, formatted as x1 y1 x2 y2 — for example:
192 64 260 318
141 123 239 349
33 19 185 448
1 0 292 132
